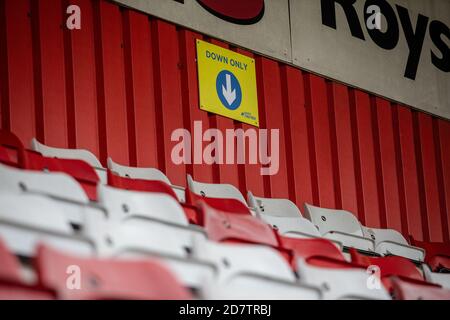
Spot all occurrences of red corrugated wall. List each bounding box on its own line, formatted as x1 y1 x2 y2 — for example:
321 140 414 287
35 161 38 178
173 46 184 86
1 0 449 242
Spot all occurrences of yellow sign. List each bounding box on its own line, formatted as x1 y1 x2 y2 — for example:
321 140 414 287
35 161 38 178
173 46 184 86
196 39 259 127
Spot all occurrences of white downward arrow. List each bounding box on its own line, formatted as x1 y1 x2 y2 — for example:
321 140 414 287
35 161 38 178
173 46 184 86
222 73 236 106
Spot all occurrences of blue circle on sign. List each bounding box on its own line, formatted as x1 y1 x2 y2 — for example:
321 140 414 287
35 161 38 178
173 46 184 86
216 70 242 110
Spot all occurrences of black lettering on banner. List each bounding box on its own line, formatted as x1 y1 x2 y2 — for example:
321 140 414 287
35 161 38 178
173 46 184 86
321 0 450 79
396 5 429 80
321 0 365 40
430 20 450 72
364 0 399 50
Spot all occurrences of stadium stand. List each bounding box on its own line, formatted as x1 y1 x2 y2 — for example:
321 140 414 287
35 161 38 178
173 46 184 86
247 192 324 239
31 138 107 184
108 157 186 202
409 237 450 271
1 129 450 300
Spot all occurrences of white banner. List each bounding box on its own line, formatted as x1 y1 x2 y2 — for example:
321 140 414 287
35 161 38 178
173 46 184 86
114 0 292 62
290 0 450 119
114 0 450 119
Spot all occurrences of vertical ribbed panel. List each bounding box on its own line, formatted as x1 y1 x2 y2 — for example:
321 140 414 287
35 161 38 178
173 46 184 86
0 0 449 241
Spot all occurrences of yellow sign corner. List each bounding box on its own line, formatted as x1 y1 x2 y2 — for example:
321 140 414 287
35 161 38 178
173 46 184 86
196 39 259 127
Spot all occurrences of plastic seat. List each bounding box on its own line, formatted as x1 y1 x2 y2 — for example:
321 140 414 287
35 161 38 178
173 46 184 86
0 193 97 258
36 244 191 300
0 238 22 284
363 227 424 262
0 238 54 300
194 239 322 300
187 187 251 215
25 151 100 201
278 236 348 269
0 282 54 300
296 258 391 300
31 138 107 184
0 162 89 202
0 162 101 226
108 157 185 202
107 170 178 201
391 277 450 300
409 237 450 271
187 174 246 205
0 145 11 164
349 248 424 293
198 201 278 247
98 184 205 238
303 203 375 253
86 212 214 288
248 192 322 238
0 129 26 167
423 265 450 290
31 138 102 168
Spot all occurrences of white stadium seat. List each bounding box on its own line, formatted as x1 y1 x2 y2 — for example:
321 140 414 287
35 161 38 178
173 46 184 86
97 184 205 237
187 174 246 205
362 227 425 262
0 162 88 203
31 138 107 184
296 259 391 300
107 157 185 202
248 192 322 239
85 212 214 288
423 265 450 290
0 194 96 257
194 239 322 300
303 203 375 253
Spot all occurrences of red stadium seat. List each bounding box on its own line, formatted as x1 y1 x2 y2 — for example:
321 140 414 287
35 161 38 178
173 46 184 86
248 192 325 239
24 151 100 201
36 245 192 300
0 145 10 164
349 248 424 293
391 277 450 300
108 157 185 202
409 236 450 271
0 238 22 284
186 187 251 215
0 129 26 167
278 236 348 269
198 200 278 247
0 238 54 300
187 174 247 205
107 170 178 201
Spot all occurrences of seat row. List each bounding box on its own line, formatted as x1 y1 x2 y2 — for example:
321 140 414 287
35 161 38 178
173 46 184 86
1 131 450 299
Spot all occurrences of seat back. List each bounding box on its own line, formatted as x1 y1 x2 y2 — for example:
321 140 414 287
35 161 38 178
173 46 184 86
391 277 450 300
0 193 95 257
279 236 346 268
36 245 191 300
0 162 89 204
409 236 450 268
303 203 365 238
0 130 26 167
199 201 278 247
187 174 246 205
107 157 172 185
248 192 301 218
31 138 102 168
25 152 99 201
107 170 178 201
349 249 423 281
0 238 22 283
363 227 409 246
193 239 296 284
98 184 189 226
297 259 391 300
